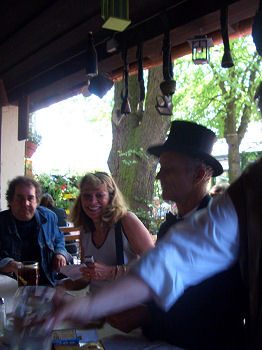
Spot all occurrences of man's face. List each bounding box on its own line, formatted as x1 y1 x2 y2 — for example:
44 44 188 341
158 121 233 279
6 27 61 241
9 184 38 221
156 151 196 202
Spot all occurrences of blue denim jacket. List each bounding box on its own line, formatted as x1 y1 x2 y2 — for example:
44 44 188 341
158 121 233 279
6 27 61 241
0 206 68 286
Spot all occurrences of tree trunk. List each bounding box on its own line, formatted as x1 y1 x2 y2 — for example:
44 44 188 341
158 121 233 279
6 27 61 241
108 65 170 225
226 133 241 182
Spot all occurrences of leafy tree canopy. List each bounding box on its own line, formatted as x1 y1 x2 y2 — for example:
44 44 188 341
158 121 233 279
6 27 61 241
172 35 262 135
172 35 262 181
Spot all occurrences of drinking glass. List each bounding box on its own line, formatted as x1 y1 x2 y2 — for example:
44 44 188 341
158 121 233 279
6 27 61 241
17 261 39 287
7 286 55 350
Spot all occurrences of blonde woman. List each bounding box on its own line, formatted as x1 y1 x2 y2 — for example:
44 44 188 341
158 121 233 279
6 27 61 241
67 172 154 293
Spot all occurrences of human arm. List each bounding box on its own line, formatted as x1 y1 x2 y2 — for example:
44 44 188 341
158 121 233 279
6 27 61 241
42 191 239 330
0 260 20 276
45 273 152 330
132 191 240 311
121 211 155 255
79 212 154 280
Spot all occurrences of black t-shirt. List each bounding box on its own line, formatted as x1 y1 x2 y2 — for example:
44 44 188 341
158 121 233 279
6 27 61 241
15 217 50 285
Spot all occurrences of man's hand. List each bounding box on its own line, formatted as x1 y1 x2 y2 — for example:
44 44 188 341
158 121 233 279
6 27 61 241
0 260 21 276
52 254 66 272
44 291 92 332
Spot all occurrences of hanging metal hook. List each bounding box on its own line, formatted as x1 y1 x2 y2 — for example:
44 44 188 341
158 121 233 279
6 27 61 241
136 42 145 113
155 16 175 116
162 27 173 82
121 47 131 115
220 5 234 68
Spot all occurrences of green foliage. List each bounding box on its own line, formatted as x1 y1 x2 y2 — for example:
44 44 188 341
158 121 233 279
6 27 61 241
27 130 42 146
36 173 80 212
118 148 150 166
172 36 262 133
171 35 262 180
132 180 174 234
28 113 42 145
241 151 262 170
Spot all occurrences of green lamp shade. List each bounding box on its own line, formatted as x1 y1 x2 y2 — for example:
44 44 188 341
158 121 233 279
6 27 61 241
101 0 131 32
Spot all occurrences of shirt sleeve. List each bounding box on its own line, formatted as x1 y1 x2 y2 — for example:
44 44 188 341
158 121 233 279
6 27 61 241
131 191 239 311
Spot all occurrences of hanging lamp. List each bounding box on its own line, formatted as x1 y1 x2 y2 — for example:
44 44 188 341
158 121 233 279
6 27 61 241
187 35 214 65
101 0 131 32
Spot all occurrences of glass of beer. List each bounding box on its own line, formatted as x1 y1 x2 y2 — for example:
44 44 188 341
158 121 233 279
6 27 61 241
17 261 39 287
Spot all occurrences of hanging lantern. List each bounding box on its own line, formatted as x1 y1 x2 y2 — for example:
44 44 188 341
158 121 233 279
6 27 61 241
187 35 214 65
101 0 131 32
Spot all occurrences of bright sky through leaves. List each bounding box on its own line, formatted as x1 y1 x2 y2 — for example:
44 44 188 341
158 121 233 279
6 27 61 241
32 89 114 175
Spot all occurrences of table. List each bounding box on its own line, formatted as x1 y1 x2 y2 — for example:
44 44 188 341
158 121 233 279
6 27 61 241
0 275 18 314
0 280 184 350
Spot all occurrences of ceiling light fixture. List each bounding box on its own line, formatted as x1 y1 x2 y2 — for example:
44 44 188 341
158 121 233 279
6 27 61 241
187 35 214 65
101 0 131 32
88 74 114 99
106 37 118 53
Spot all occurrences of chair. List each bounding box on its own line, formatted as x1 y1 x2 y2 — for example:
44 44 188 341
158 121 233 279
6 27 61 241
60 226 81 264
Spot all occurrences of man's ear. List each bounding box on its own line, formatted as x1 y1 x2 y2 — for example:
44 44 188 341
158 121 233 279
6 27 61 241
193 167 206 184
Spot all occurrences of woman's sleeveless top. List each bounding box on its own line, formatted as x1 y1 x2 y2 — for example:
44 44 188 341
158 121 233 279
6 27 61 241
81 224 139 294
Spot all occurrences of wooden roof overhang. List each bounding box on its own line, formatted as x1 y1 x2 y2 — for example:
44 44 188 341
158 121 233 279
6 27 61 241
0 0 259 112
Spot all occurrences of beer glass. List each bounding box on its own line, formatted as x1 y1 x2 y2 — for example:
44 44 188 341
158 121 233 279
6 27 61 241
17 261 39 287
7 286 54 350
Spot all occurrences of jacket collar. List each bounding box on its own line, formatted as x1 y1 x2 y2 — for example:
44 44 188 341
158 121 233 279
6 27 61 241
7 207 48 234
34 207 48 226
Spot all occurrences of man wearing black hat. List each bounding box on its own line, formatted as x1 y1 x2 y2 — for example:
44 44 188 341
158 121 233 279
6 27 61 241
140 120 246 349
107 121 246 349
148 120 223 241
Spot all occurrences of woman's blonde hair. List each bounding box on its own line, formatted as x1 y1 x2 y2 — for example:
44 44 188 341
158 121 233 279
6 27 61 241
70 172 128 231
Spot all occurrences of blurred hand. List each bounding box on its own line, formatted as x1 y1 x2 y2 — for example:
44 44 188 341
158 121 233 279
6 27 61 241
0 260 21 276
52 254 66 272
44 289 92 332
80 261 114 280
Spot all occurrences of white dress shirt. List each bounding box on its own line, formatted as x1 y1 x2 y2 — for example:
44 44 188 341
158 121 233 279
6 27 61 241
132 192 239 311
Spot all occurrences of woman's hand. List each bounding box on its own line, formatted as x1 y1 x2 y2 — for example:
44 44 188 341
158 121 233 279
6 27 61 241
80 261 115 280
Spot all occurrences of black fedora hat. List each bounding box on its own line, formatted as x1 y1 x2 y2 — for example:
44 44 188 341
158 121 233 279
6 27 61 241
147 120 223 177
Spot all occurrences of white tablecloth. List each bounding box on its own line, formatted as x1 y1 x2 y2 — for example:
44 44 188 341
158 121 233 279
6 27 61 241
0 275 18 314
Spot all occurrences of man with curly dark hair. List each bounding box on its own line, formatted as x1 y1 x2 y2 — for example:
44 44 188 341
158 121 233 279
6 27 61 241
0 175 69 286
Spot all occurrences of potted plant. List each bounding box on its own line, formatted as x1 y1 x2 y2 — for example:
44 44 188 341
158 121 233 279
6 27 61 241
25 129 42 158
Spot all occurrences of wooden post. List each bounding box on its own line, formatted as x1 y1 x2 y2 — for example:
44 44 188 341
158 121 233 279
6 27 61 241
18 95 29 141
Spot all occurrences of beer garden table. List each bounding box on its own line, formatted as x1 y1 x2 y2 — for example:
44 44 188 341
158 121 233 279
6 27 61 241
0 276 183 349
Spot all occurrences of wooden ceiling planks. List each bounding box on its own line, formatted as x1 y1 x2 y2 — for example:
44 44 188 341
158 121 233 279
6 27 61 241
0 0 259 111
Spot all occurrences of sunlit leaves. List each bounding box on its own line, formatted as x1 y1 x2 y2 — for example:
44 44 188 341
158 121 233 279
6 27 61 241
172 35 262 139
